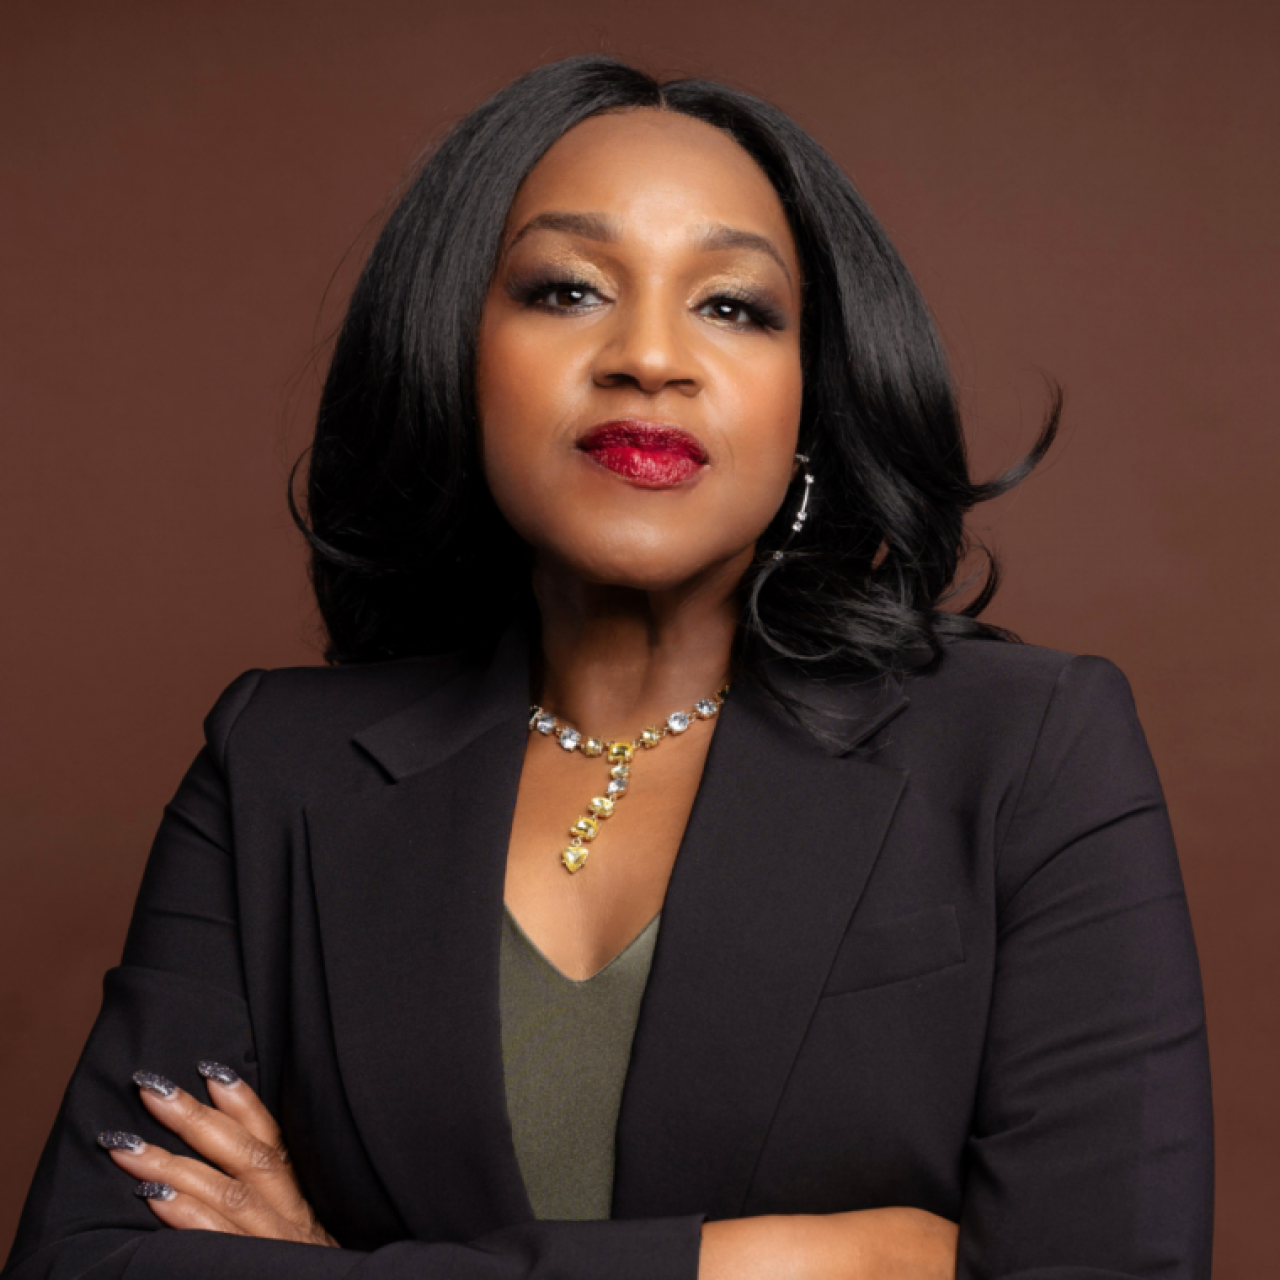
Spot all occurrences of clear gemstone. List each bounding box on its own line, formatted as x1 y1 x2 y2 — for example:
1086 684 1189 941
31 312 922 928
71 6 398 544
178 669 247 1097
558 727 581 751
606 777 628 797
667 711 690 734
694 699 719 719
535 712 556 735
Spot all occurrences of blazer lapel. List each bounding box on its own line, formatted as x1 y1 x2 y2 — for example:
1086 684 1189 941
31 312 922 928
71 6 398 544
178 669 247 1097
306 615 910 1236
612 668 909 1221
305 622 535 1241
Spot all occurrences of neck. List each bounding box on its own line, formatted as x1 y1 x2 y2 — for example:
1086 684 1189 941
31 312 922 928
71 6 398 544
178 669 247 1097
530 549 748 740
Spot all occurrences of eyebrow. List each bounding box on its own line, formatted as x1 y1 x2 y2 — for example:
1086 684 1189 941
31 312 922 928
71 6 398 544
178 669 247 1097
693 223 793 283
505 211 620 253
505 212 793 283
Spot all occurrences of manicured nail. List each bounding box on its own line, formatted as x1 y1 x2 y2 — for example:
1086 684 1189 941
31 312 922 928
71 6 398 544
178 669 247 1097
134 1181 176 1201
197 1060 241 1087
132 1071 176 1098
98 1131 145 1153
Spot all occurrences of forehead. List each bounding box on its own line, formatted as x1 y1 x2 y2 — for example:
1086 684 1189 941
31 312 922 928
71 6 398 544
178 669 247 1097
506 108 795 255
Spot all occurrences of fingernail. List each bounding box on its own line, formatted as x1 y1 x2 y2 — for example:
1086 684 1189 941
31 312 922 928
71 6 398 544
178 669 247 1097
98 1131 146 1153
197 1060 241 1087
134 1181 176 1201
132 1071 176 1098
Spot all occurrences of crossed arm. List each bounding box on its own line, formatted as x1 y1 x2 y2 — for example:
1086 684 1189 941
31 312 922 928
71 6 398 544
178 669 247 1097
101 1065 957 1279
5 659 1211 1280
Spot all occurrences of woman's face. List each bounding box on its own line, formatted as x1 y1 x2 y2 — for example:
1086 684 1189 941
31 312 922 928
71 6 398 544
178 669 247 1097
477 108 804 594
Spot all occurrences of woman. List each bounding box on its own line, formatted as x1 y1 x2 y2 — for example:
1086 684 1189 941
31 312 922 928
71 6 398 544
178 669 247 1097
4 57 1212 1279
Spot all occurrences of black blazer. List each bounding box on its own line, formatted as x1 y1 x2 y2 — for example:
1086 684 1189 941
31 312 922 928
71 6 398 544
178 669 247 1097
5 622 1213 1279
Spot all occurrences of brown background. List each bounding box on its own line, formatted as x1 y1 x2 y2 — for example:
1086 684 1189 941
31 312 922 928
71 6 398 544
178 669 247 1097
3 0 1276 1271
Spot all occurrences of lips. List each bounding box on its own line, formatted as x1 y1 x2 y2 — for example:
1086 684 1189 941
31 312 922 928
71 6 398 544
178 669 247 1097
576 420 708 489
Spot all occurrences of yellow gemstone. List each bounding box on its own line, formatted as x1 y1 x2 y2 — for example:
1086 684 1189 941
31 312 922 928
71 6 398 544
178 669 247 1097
607 742 634 764
640 726 661 749
588 795 615 819
571 816 600 841
562 844 589 873
609 762 631 780
583 738 604 757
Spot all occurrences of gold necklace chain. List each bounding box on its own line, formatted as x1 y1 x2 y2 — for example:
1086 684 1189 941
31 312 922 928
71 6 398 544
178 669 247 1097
527 684 730 873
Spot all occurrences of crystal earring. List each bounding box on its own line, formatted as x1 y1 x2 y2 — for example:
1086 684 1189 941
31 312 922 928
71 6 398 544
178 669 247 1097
772 453 814 561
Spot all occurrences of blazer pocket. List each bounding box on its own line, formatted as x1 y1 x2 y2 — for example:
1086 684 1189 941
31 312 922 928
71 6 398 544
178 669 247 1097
821 904 964 997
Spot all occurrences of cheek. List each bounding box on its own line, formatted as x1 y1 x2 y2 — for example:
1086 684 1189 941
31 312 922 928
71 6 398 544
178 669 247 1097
478 321 572 449
710 344 805 523
476 318 582 521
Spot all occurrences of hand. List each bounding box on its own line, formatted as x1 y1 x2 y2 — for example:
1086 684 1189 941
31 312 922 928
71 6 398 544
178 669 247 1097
700 1206 957 1280
98 1063 338 1247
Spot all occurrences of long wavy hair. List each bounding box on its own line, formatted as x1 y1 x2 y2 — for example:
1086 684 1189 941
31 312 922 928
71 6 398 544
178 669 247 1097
293 55 1059 677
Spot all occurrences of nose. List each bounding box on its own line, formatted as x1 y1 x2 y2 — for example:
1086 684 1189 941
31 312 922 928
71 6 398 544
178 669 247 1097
590 292 701 397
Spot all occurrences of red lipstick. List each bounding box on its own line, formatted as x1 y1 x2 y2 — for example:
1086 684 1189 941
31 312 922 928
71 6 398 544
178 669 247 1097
577 420 708 489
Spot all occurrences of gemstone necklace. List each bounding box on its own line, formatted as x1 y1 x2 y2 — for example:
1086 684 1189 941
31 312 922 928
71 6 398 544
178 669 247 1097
527 684 729 874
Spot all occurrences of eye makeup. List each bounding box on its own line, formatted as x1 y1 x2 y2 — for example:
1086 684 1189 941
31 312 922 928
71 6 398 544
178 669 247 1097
505 269 609 312
695 285 789 331
505 261 789 331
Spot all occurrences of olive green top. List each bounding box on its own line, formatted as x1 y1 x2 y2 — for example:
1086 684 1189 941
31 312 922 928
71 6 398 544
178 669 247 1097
498 904 661 1221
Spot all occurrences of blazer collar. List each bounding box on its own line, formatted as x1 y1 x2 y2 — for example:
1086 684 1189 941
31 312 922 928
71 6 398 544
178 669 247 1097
352 617 909 782
746 656 909 758
353 615 534 782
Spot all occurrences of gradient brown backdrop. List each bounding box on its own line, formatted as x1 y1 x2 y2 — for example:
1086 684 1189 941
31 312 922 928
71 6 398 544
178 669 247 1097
3 0 1276 1272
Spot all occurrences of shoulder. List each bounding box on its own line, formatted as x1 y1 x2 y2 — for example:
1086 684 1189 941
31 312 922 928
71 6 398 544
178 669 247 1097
914 637 1164 859
884 639 1155 832
201 653 467 773
902 637 1136 733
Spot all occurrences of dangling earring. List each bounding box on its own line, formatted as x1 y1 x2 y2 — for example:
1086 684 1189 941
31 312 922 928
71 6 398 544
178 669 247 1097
772 453 814 561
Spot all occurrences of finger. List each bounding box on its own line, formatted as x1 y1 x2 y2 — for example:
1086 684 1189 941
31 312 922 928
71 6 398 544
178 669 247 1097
131 1071 307 1223
133 1180 246 1235
197 1063 334 1238
105 1136 304 1242
195 1062 281 1149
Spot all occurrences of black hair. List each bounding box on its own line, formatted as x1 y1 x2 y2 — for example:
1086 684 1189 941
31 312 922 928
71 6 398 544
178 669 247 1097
293 55 1059 676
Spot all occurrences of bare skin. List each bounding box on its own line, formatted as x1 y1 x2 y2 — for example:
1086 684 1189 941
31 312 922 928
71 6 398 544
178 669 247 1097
482 109 803 981
106 1076 335 1247
112 108 958 1279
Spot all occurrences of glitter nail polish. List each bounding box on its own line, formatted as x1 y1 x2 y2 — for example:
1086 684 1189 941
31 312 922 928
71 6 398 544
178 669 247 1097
197 1060 241 1087
134 1182 176 1201
132 1071 176 1098
97 1131 145 1153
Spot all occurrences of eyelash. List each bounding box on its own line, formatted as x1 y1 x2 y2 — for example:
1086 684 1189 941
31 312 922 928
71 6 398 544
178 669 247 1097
513 278 606 313
697 289 786 331
510 276 785 331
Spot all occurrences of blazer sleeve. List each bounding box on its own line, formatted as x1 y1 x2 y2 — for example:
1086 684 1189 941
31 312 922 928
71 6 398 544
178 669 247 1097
957 656 1214 1279
2 673 703 1280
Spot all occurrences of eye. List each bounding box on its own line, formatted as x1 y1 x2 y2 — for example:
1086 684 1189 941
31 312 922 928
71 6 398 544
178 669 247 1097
519 279 607 313
697 293 783 330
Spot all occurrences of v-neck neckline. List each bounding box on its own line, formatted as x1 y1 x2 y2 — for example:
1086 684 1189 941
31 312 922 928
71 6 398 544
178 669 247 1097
502 903 662 985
